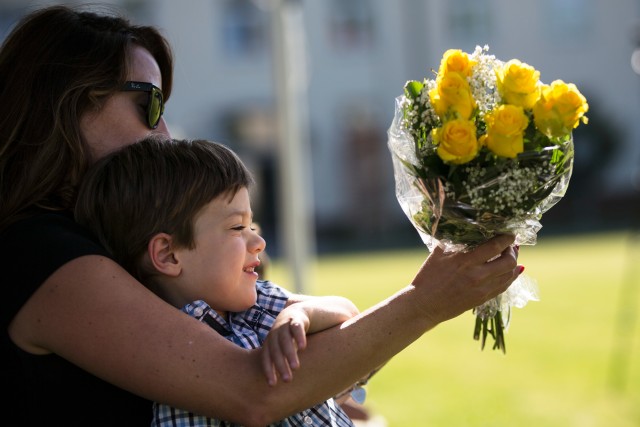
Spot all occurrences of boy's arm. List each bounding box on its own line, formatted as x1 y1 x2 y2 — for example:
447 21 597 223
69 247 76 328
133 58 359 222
285 293 360 333
261 294 359 384
282 294 386 404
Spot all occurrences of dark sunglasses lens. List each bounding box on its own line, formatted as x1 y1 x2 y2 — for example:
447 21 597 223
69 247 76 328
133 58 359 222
148 89 164 129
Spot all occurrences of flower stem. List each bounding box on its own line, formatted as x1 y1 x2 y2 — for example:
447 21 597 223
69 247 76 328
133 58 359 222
473 310 506 354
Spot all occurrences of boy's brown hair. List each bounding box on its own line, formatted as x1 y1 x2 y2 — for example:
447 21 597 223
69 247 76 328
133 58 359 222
75 136 253 281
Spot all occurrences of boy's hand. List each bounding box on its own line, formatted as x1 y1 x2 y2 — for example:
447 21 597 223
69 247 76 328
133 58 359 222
261 307 310 386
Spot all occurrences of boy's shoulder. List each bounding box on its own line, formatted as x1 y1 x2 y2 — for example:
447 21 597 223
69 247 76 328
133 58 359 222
255 280 289 312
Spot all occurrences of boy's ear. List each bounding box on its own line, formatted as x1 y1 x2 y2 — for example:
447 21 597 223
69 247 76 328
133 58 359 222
147 233 182 277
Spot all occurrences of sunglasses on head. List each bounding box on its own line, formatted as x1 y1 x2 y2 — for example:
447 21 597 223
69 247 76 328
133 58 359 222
121 81 164 129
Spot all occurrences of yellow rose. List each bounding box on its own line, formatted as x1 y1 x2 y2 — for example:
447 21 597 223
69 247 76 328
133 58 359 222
432 119 480 164
429 72 476 120
483 104 529 158
496 59 541 109
533 80 589 139
438 49 476 78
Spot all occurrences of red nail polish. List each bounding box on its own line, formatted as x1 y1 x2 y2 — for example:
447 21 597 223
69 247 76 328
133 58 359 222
518 265 525 274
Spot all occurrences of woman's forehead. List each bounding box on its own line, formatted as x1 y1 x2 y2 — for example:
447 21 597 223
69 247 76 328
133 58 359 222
127 45 163 89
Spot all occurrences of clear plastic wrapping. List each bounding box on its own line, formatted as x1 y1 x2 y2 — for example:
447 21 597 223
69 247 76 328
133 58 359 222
388 95 574 252
387 46 587 352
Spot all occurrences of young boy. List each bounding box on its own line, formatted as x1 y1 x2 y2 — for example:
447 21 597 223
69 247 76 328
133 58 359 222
75 136 360 426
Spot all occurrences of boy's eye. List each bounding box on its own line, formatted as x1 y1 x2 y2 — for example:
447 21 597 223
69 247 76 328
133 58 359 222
232 225 246 231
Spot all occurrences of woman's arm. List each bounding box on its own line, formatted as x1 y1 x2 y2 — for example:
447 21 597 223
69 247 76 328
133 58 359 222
8 234 518 426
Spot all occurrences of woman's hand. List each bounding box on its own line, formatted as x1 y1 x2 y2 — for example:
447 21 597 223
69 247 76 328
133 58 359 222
410 234 521 324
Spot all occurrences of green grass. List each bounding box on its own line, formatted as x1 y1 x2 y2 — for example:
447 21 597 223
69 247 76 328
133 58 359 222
267 231 640 427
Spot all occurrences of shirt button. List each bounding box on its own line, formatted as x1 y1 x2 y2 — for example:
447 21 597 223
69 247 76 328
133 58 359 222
304 415 313 424
193 307 203 317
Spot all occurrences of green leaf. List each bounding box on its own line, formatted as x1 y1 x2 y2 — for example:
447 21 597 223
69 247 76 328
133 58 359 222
404 80 424 100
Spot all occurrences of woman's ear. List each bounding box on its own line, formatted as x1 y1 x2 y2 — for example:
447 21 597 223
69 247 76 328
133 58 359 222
147 233 182 277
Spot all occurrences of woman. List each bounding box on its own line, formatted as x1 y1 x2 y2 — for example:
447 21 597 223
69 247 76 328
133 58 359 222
0 5 521 427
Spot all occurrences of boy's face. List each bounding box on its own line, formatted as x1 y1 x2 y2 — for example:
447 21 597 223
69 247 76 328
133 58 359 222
173 187 265 314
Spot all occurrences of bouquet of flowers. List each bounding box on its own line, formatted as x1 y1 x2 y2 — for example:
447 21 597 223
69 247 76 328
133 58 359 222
387 45 588 352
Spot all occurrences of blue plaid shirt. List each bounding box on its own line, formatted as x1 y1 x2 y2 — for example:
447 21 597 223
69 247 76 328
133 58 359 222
152 280 355 427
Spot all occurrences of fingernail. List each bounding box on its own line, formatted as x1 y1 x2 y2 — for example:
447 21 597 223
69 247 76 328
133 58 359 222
518 265 525 274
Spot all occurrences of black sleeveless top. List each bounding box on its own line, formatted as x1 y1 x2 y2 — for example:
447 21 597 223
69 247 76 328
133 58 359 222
1 212 152 426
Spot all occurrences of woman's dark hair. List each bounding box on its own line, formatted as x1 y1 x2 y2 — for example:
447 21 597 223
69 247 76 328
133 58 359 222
0 5 173 230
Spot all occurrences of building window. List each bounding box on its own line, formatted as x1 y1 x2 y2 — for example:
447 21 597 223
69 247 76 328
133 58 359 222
329 0 374 50
222 0 268 58
543 0 593 44
446 0 492 48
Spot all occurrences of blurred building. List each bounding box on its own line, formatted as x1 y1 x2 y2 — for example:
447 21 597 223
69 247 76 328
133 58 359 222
2 0 639 252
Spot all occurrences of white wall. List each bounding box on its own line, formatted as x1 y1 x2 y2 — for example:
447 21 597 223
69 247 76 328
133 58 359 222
3 0 638 236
